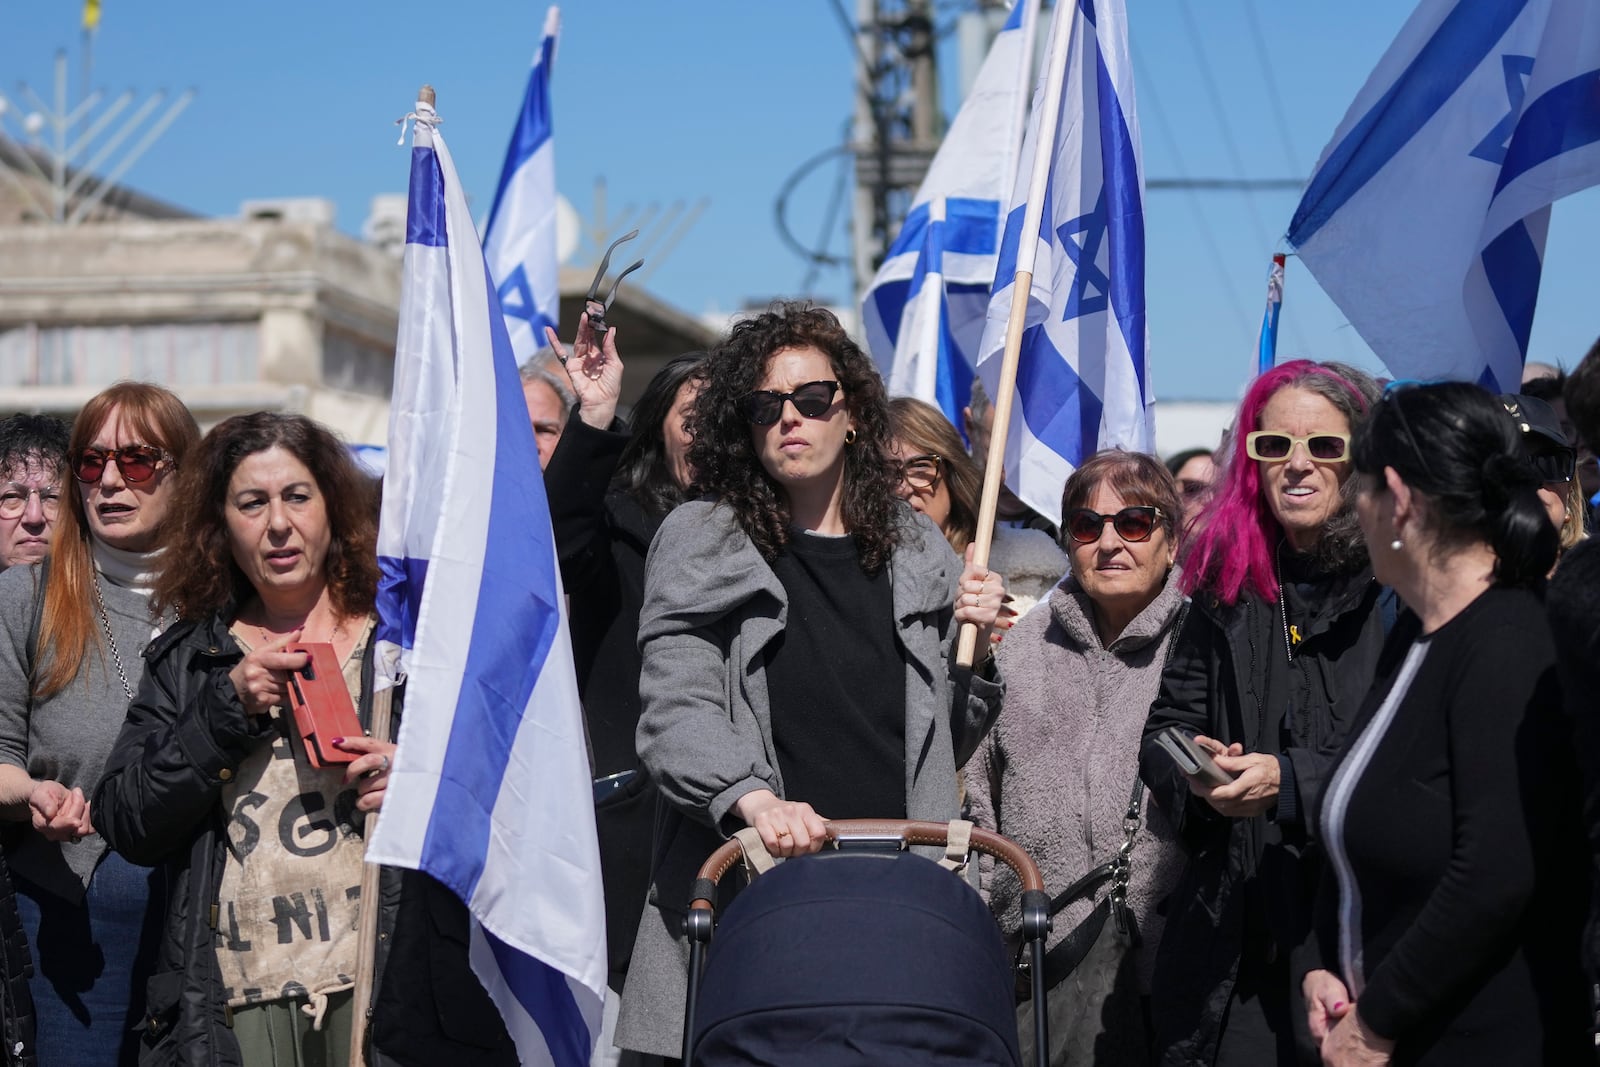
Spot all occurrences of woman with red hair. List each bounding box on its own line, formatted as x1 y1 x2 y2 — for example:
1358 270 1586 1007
1140 360 1387 1066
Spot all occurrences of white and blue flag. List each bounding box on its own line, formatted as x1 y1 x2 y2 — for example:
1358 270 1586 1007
975 0 1152 521
370 93 604 1066
1287 0 1600 391
861 0 1038 429
483 6 562 363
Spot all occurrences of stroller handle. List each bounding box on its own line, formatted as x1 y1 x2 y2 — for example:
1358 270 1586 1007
688 818 1045 913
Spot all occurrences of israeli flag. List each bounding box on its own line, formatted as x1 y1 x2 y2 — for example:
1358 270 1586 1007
861 0 1038 429
1288 0 1600 391
483 6 562 362
975 0 1152 521
369 93 604 1066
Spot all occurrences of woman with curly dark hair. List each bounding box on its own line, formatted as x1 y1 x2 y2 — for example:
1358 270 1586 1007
615 303 1009 1059
93 412 517 1066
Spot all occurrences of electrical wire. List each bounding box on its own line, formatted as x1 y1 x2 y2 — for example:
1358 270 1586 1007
1133 47 1254 345
1239 0 1302 177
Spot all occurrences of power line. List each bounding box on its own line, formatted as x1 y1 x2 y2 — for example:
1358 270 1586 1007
1133 46 1254 344
1238 0 1302 176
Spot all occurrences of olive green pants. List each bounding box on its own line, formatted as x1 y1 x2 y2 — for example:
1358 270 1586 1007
230 989 355 1067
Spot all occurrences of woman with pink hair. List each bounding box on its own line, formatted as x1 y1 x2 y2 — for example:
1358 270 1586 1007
1139 360 1388 1066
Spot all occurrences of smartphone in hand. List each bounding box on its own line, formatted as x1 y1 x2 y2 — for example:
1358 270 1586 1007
285 643 364 768
1153 726 1236 788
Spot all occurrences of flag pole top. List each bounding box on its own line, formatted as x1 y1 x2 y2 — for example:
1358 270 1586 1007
419 85 436 106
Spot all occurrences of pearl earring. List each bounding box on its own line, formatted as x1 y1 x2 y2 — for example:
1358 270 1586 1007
1389 538 1403 551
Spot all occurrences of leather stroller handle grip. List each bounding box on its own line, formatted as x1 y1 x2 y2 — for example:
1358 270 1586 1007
689 819 1045 912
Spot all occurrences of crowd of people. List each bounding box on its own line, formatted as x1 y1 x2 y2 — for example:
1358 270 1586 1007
0 302 1597 1067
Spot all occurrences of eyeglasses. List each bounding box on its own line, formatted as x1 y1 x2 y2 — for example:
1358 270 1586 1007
1245 431 1351 463
893 453 943 492
1065 505 1164 545
72 445 173 485
740 380 840 425
0 484 60 519
1532 446 1577 484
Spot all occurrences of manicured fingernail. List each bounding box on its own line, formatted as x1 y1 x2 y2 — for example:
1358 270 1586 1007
1332 1001 1345 1011
331 737 345 745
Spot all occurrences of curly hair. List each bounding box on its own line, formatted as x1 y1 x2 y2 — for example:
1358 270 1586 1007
154 412 379 623
688 302 900 572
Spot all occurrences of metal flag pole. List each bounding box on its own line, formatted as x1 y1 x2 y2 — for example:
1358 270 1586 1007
956 0 1073 668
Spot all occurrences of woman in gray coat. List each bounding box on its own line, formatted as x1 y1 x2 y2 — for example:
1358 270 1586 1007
968 449 1190 1064
615 304 1007 1060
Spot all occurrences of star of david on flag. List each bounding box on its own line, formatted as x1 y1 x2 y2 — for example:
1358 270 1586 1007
975 0 1153 522
1288 0 1600 391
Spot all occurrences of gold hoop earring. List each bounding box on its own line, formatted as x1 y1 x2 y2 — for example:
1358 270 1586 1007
844 428 857 445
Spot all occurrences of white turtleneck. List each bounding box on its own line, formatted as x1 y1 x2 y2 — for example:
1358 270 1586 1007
93 539 163 596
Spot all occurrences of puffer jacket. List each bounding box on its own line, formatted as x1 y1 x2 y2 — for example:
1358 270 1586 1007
1139 562 1388 1066
92 613 516 1067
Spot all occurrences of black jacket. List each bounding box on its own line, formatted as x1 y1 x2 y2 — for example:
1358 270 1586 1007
92 613 515 1067
545 413 666 990
0 848 34 1067
1547 538 1600 981
1139 562 1387 1066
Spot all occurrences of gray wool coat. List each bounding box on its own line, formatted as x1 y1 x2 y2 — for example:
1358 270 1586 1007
966 566 1188 993
615 499 1005 1058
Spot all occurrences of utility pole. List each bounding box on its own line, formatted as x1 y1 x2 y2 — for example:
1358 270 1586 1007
849 0 941 297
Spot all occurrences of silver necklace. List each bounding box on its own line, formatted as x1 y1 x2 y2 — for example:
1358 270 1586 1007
92 573 135 701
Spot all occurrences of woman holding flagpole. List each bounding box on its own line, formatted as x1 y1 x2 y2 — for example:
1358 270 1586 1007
616 303 1007 1059
93 413 517 1067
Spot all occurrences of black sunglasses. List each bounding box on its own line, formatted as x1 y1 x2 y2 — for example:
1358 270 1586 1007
1065 505 1164 545
740 380 840 425
73 445 172 485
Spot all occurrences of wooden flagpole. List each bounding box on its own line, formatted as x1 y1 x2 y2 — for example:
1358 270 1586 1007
957 1 1075 667
348 686 395 1067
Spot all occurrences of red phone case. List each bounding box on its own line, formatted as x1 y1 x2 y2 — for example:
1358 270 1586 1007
285 643 364 767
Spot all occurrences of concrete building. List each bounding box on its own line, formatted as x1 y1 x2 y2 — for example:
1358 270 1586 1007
0 142 717 442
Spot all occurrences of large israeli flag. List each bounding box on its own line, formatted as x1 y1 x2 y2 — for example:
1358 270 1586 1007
975 0 1152 521
483 6 561 363
369 93 604 1066
861 0 1038 429
1288 0 1600 391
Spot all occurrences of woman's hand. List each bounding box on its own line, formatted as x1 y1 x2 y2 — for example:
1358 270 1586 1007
954 545 1009 655
1319 1004 1393 1066
228 629 309 717
544 312 622 430
29 780 93 842
733 789 828 859
334 735 397 813
1187 735 1281 817
1303 969 1353 1045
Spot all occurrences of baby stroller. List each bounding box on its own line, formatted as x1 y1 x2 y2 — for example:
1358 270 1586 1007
682 819 1051 1066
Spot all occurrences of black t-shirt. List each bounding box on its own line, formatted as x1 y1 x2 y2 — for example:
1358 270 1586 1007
765 531 907 820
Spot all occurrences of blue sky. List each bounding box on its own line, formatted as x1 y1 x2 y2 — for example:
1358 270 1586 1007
4 1 1597 400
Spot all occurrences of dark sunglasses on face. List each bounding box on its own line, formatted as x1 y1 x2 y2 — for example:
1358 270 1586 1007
1245 430 1351 463
1065 505 1164 545
1532 446 1577 484
893 454 942 492
73 444 172 485
740 380 840 425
